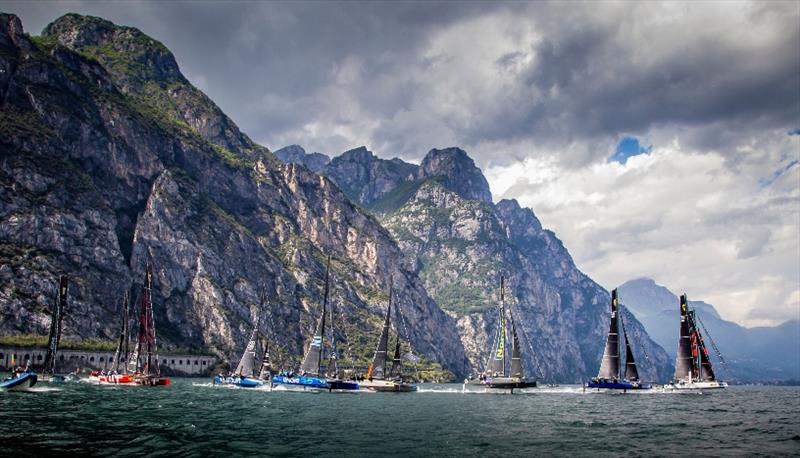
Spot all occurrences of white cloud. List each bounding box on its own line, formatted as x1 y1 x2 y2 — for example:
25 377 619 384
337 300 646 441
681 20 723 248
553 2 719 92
486 133 800 327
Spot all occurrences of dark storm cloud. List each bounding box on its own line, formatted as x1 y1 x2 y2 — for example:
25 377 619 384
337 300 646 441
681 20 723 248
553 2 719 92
2 1 798 163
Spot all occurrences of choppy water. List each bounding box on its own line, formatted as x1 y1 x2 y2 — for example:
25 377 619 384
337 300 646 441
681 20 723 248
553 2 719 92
2 378 799 456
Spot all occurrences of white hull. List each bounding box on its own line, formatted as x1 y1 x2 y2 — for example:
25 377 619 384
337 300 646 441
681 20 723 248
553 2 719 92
666 380 727 391
360 379 417 392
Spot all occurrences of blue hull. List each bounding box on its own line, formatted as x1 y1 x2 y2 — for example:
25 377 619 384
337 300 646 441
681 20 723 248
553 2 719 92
1 372 38 390
213 375 266 388
586 380 651 390
271 375 360 391
271 375 330 389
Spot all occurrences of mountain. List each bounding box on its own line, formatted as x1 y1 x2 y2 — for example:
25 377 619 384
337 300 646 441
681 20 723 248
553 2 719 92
284 146 674 382
619 278 800 382
321 146 419 212
273 145 330 173
0 13 469 376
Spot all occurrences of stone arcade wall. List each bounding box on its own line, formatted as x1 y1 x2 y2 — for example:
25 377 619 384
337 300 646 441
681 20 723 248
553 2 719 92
0 347 216 375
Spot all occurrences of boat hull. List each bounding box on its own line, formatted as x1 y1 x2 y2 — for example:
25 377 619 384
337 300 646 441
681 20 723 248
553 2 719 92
271 375 359 391
0 372 38 391
360 379 417 392
666 380 727 390
214 375 267 388
271 375 330 390
465 377 537 391
586 379 651 390
134 375 171 386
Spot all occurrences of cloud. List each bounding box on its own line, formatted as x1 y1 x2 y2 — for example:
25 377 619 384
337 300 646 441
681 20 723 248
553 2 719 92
4 0 799 326
485 132 800 327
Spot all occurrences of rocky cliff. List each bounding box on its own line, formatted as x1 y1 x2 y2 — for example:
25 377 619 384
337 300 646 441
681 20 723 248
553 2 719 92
0 13 469 376
288 146 674 382
273 145 330 173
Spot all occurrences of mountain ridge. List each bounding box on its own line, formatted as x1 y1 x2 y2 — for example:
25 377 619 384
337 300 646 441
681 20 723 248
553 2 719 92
0 12 469 377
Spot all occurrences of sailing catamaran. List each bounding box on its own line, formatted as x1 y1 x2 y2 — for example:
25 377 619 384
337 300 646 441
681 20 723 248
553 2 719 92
127 265 170 386
586 289 651 391
91 293 136 384
360 286 417 392
466 276 537 393
667 294 726 390
41 276 68 383
214 312 271 388
271 255 359 392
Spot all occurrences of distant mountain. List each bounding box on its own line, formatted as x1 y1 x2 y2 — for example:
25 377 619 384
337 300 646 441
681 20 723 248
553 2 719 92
276 145 674 382
273 145 330 173
619 278 800 382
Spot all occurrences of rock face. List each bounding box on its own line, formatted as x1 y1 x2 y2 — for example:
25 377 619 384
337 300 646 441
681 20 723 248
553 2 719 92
315 145 673 382
0 13 469 376
619 278 800 382
273 145 330 173
419 147 492 204
320 146 418 212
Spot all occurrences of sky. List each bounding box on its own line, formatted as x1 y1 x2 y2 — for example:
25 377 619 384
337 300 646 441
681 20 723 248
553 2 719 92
3 0 798 327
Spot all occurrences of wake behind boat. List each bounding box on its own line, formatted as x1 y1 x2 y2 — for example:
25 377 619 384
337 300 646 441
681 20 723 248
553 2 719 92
464 276 537 393
586 289 651 391
666 294 727 391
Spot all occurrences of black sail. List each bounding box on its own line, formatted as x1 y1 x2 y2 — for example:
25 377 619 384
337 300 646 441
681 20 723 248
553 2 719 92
112 293 130 373
688 310 716 381
509 314 523 378
675 294 695 382
369 290 392 380
43 276 68 375
300 256 331 377
623 330 639 382
597 289 621 380
389 335 403 379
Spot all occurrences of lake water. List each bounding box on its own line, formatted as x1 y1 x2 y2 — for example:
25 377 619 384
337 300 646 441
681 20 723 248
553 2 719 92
2 378 799 456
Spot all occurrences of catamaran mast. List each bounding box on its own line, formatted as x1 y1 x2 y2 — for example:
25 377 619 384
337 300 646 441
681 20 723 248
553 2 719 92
368 285 393 380
501 276 507 377
112 292 130 373
43 276 68 375
299 255 330 377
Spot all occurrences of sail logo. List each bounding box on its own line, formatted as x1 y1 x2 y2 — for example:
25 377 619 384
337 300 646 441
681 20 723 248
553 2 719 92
311 336 322 347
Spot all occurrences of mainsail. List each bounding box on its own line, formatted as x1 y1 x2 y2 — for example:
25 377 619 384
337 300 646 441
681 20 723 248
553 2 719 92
112 293 130 373
388 335 403 379
299 255 331 377
487 277 507 377
623 330 640 382
509 315 523 378
688 309 716 382
42 276 68 375
130 265 160 376
326 295 338 379
597 289 621 380
368 288 392 380
258 338 272 380
235 318 260 377
674 294 695 382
